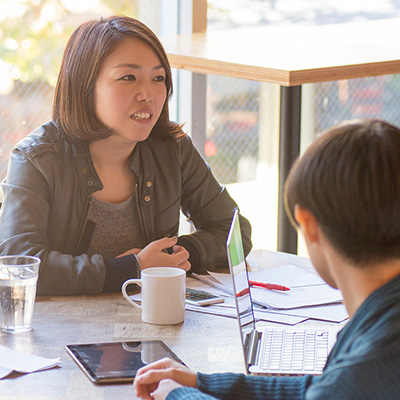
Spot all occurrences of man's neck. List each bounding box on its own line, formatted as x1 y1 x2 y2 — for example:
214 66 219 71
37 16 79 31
328 251 400 317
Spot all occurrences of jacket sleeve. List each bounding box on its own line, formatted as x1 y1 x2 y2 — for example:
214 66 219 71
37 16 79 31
175 135 252 274
0 144 138 295
167 373 312 400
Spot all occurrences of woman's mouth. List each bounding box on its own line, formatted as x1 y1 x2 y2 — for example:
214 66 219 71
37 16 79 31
131 112 151 120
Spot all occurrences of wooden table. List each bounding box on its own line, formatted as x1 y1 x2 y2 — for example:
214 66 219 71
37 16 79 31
0 250 340 399
162 18 400 253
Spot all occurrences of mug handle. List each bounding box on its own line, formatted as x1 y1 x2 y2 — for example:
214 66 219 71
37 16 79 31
122 279 142 312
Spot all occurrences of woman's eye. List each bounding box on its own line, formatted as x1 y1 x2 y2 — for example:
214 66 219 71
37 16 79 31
154 75 165 82
120 75 135 81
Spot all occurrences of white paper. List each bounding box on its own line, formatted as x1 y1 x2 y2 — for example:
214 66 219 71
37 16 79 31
204 271 234 289
251 284 342 310
207 265 343 310
185 303 238 317
190 273 234 295
184 302 307 325
249 264 324 287
269 303 349 323
0 366 13 379
0 346 61 379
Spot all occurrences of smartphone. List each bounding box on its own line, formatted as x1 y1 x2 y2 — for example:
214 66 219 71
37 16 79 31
185 288 225 306
66 340 185 384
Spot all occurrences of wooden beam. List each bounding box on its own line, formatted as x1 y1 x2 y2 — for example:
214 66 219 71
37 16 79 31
192 0 207 33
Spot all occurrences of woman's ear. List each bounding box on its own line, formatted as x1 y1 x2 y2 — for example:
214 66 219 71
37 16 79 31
294 205 320 243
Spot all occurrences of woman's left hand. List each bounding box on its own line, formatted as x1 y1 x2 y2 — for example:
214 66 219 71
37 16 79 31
116 237 190 271
137 237 191 271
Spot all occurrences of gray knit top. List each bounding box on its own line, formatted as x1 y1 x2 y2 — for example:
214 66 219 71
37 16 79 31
87 194 144 258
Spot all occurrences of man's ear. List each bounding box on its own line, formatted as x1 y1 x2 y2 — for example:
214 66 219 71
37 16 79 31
294 205 320 243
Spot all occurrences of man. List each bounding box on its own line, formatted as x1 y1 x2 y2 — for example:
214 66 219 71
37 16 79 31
134 119 400 399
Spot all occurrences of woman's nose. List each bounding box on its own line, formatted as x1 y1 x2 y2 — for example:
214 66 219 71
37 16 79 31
135 82 153 103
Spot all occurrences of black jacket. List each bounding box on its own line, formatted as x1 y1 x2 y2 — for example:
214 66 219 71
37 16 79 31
0 122 252 295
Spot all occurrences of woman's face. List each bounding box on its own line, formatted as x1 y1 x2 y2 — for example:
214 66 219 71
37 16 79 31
94 37 167 145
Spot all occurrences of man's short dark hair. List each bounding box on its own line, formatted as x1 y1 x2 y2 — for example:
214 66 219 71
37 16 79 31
285 119 400 265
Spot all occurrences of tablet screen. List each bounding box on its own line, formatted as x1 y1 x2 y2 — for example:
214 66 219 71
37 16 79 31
66 340 184 384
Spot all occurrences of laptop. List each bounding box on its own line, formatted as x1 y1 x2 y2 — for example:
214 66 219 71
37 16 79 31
226 208 338 376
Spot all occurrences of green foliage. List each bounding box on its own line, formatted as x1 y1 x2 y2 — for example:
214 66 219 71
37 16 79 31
102 0 138 17
0 0 138 87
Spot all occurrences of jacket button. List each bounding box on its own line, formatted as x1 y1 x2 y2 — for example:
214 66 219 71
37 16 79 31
144 195 151 202
82 168 87 174
88 181 93 186
146 180 152 188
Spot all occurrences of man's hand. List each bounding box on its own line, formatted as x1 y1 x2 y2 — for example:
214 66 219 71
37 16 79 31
150 379 183 400
134 357 197 400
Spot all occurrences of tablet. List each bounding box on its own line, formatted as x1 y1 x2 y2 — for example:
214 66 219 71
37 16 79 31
66 340 185 384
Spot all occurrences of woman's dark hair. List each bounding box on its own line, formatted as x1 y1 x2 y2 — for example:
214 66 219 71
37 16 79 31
284 119 400 265
52 15 184 143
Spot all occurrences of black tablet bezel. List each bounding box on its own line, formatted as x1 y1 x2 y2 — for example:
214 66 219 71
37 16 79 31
66 340 185 384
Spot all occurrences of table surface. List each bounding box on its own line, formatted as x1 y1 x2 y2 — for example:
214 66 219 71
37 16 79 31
0 250 342 399
162 18 400 86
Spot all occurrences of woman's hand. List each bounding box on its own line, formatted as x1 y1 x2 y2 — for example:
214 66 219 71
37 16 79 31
117 237 190 271
134 357 197 400
138 237 191 271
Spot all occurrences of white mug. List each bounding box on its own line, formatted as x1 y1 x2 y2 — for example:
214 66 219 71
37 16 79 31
122 267 186 325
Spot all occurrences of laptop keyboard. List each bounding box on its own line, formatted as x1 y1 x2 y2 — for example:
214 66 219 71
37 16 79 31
261 329 329 373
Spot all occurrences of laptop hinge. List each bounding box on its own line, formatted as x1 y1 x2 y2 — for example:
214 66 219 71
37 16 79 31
246 329 261 366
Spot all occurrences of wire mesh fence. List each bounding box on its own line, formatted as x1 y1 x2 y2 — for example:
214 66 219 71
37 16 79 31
0 80 53 177
205 76 260 184
313 75 400 134
205 74 400 186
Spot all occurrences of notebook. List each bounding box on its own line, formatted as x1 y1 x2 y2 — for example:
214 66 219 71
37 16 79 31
226 208 338 375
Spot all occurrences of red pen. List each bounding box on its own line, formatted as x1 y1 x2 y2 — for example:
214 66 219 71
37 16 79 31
249 280 290 291
236 288 250 297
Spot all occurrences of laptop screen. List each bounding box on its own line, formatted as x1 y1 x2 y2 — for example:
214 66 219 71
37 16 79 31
226 209 256 364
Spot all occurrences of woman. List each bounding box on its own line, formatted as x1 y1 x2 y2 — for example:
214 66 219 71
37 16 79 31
0 16 252 295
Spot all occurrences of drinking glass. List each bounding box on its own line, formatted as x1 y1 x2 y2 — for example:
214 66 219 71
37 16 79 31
0 255 40 333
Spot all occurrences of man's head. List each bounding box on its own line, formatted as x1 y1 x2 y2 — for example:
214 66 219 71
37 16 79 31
285 119 400 267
